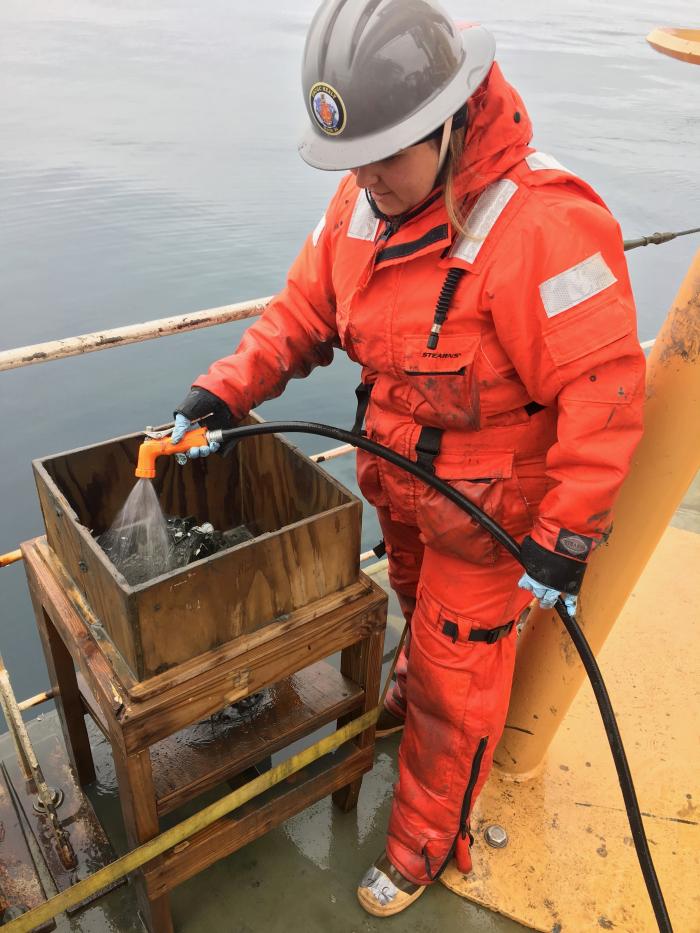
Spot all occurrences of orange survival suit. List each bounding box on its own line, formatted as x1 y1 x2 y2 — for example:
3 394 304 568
195 63 645 885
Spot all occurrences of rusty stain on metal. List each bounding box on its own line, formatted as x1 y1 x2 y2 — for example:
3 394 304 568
657 285 700 366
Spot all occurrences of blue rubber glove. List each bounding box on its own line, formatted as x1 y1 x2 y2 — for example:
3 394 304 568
171 412 220 459
518 572 578 618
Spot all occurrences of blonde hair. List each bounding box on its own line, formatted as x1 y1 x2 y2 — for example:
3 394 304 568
440 126 482 242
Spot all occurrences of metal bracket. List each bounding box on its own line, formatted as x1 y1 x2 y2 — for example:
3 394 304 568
32 787 64 814
143 422 175 440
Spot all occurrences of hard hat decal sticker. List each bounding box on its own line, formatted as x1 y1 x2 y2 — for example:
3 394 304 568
310 82 346 136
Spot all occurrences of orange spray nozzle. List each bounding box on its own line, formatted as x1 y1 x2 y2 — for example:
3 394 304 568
135 427 210 479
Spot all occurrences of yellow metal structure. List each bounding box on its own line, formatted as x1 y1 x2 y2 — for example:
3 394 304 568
499 249 700 776
647 28 700 65
441 523 700 930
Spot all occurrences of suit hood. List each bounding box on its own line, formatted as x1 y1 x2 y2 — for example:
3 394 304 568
456 62 534 199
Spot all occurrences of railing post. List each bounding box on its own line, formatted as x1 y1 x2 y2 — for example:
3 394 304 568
498 248 700 776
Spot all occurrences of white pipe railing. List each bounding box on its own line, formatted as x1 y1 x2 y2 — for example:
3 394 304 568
1 296 657 372
310 444 355 464
0 297 273 372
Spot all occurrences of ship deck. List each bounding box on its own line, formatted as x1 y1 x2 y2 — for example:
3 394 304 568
1 472 698 933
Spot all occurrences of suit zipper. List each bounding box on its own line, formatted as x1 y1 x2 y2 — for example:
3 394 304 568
425 735 489 881
458 736 489 840
380 221 397 242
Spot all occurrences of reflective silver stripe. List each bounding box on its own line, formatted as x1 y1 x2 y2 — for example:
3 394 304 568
347 190 380 241
525 151 570 173
539 252 617 318
450 179 518 264
359 867 400 907
312 212 326 246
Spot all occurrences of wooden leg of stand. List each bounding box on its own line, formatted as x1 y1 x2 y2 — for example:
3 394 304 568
31 602 96 787
332 624 385 812
112 743 173 933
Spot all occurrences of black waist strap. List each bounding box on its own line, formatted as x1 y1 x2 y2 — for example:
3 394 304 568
359 401 542 465
442 619 514 645
352 381 374 435
415 426 444 476
524 401 546 417
469 619 515 644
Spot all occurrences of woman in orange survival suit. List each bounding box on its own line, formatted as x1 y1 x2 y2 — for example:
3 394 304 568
169 0 644 918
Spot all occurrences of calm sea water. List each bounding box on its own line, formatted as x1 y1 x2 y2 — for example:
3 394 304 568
1 0 699 709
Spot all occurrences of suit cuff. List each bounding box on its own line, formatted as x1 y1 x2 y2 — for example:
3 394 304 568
520 535 587 595
176 386 237 426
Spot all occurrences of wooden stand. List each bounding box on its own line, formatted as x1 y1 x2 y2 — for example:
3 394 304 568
22 538 387 933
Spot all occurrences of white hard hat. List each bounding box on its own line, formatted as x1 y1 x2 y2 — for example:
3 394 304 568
299 0 495 171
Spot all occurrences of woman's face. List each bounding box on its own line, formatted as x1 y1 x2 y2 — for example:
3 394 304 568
351 140 440 217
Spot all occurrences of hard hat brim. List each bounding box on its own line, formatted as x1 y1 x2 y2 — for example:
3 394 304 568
298 25 495 172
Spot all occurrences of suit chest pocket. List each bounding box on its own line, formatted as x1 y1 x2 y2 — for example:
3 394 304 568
401 333 481 429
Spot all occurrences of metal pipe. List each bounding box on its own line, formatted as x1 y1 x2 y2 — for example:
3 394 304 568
0 301 658 376
0 225 695 373
310 443 355 463
624 226 700 251
0 654 77 868
0 296 272 372
17 688 56 712
499 247 700 776
0 661 32 779
0 550 22 568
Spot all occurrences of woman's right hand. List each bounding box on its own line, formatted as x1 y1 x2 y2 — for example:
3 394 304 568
171 387 237 457
171 412 220 457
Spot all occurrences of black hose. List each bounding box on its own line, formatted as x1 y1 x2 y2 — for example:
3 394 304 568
218 419 673 933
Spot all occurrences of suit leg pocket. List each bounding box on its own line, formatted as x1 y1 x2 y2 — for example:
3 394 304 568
401 594 475 799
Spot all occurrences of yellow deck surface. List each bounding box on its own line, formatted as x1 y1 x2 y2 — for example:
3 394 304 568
442 523 700 931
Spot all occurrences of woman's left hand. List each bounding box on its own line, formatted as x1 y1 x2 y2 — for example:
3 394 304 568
518 572 578 617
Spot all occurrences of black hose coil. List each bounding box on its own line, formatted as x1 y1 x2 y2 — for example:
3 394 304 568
218 419 673 933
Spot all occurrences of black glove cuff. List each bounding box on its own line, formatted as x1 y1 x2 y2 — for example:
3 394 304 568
175 387 238 431
520 535 587 595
